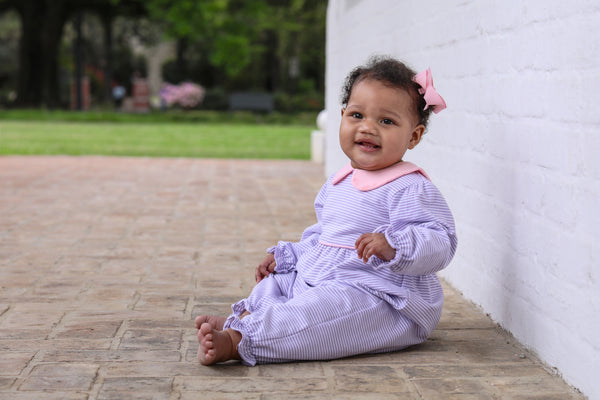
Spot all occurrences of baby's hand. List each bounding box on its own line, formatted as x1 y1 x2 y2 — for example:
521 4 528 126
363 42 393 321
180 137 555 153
255 253 277 283
355 233 396 263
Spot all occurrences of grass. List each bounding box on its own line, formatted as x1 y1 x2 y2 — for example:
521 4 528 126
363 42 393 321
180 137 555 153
0 109 318 125
0 110 317 159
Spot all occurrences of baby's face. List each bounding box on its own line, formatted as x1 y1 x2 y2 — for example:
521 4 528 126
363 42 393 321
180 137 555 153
339 79 424 171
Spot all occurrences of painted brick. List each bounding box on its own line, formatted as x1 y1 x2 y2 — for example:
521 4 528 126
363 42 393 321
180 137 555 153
326 0 600 398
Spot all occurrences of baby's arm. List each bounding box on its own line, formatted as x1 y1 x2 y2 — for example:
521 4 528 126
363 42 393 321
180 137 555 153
257 177 330 281
367 180 457 275
267 221 321 275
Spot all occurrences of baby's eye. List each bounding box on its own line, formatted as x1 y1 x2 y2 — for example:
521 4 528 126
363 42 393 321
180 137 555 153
381 118 394 125
351 112 363 119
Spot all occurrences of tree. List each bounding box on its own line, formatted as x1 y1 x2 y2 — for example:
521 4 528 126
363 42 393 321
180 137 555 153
145 0 270 79
0 11 20 103
0 0 68 107
0 0 145 107
0 0 325 109
145 0 326 99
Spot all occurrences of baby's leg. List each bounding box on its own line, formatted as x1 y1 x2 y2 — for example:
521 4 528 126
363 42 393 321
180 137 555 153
197 323 242 365
241 271 297 315
195 270 290 334
202 272 296 365
230 283 423 365
195 315 227 330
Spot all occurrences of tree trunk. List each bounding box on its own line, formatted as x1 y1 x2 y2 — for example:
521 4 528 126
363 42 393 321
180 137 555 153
15 0 67 107
15 1 44 106
101 10 114 105
73 11 83 110
42 0 68 108
176 37 188 82
264 30 279 92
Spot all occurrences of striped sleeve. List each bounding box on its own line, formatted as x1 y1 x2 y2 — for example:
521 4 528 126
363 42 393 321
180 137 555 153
371 179 457 275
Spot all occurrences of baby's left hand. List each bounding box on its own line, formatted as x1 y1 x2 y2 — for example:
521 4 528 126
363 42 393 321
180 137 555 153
355 233 396 263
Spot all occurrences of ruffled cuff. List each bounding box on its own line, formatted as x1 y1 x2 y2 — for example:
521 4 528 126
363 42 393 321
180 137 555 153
267 242 297 274
226 318 256 366
223 300 256 366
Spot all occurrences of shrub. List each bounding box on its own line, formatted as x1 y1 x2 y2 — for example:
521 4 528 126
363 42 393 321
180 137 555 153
160 82 205 109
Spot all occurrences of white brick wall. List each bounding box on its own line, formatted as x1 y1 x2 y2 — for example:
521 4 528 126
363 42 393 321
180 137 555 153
325 1 600 398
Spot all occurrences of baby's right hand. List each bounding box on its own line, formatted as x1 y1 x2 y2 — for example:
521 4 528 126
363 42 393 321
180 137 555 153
255 253 277 283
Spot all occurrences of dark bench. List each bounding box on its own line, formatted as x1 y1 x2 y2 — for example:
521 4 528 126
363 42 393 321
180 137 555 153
229 92 274 112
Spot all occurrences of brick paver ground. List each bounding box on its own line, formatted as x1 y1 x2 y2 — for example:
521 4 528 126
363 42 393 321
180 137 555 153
0 156 584 399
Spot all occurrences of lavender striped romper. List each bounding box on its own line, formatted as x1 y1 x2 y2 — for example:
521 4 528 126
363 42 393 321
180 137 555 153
223 161 457 365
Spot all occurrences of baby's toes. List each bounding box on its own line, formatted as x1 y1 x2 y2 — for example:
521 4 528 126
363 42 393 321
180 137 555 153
201 333 213 346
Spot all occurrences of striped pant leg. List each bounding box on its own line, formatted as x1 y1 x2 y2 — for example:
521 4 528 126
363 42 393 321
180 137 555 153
223 272 296 329
229 282 423 365
245 272 297 313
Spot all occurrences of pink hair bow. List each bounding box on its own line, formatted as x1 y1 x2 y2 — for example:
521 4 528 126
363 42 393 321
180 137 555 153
413 68 447 113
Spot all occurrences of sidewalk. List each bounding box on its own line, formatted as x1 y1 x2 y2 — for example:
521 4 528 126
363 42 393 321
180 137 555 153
0 156 584 400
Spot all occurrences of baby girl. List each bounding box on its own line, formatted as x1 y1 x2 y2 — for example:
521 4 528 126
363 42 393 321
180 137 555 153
195 56 457 365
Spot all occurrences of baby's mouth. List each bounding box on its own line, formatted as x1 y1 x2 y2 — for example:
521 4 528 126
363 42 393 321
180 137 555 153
356 140 380 150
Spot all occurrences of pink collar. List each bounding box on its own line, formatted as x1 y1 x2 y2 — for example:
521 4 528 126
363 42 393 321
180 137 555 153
332 161 429 191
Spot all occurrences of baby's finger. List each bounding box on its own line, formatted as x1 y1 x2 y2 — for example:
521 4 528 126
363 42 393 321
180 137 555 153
355 236 365 258
364 240 380 262
256 265 267 282
355 235 371 260
356 242 364 259
362 244 372 262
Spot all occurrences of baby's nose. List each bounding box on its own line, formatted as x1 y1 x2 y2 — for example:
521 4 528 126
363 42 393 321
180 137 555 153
358 118 377 133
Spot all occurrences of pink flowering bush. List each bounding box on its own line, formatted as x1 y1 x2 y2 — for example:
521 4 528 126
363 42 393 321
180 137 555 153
160 82 205 108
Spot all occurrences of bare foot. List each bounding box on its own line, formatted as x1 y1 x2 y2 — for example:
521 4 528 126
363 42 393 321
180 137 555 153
197 323 241 365
195 315 227 330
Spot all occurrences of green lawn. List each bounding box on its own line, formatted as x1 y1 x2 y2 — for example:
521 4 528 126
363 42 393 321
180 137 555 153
0 119 312 159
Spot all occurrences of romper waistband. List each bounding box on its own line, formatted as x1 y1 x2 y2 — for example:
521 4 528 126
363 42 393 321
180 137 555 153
319 240 356 250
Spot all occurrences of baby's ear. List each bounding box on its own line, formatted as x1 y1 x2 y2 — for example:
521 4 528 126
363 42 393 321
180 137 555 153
341 107 346 116
409 125 425 149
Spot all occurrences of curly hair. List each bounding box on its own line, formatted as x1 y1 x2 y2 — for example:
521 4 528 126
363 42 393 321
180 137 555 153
340 56 432 128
